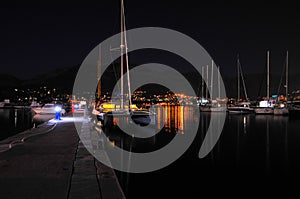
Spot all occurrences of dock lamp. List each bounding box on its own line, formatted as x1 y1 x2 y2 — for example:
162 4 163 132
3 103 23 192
55 106 62 120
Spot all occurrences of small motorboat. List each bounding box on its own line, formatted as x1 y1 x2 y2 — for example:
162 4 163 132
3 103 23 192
32 103 66 115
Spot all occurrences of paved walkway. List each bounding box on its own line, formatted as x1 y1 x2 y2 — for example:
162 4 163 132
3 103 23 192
0 116 125 199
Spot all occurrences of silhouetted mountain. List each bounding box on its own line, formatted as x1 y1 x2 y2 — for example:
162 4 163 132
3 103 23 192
1 64 299 101
0 74 22 100
0 74 21 88
22 65 80 93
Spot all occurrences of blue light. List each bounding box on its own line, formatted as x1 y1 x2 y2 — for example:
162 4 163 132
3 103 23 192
55 106 62 112
55 106 62 120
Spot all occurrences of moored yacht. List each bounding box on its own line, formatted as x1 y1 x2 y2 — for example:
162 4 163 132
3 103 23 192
273 102 289 115
228 55 252 114
199 62 227 112
0 99 13 109
93 0 154 127
273 51 289 116
254 50 274 115
254 100 274 114
228 101 254 114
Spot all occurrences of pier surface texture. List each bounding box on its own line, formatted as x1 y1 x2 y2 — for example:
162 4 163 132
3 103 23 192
0 115 125 199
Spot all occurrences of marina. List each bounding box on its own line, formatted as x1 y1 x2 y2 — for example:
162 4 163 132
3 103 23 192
1 0 300 198
1 104 299 198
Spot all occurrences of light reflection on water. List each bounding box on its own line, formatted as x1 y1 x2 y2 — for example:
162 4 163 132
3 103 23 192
0 108 34 141
100 105 199 154
159 105 197 134
96 105 300 198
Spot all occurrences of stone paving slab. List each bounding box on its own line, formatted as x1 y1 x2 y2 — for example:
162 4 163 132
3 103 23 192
0 116 126 199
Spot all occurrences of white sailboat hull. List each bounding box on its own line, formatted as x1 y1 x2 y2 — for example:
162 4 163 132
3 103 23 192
274 108 289 115
254 107 274 114
228 107 254 114
210 107 227 112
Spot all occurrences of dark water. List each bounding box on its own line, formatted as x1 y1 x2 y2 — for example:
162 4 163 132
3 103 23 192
0 108 34 141
100 105 300 198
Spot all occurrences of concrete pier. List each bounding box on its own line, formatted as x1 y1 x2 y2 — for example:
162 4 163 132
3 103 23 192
0 115 125 199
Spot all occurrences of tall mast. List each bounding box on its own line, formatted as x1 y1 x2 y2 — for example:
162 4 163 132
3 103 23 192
285 50 289 99
97 45 101 100
120 0 124 109
206 65 208 99
122 0 132 108
239 58 248 101
201 66 204 99
218 65 220 99
237 54 240 102
210 60 214 100
267 50 270 99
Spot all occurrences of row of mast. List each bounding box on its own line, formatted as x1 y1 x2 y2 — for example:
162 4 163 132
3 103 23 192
97 49 289 104
201 50 289 103
201 62 221 100
97 0 290 104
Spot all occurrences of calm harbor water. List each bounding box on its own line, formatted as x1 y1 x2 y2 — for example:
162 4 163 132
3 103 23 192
0 108 34 141
99 105 300 198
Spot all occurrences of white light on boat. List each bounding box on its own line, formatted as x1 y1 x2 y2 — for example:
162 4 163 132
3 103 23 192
201 99 208 104
259 100 269 107
280 103 285 108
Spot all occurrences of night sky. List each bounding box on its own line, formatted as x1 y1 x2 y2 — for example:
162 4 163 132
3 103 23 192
1 0 300 95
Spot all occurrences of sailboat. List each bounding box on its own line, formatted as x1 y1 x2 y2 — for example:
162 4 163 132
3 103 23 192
199 65 211 112
0 99 11 108
227 55 254 114
199 61 227 112
254 50 275 114
95 0 154 126
210 64 227 112
274 51 289 115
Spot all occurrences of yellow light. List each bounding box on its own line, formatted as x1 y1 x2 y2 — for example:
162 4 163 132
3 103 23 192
102 103 115 109
111 140 115 147
130 104 139 109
